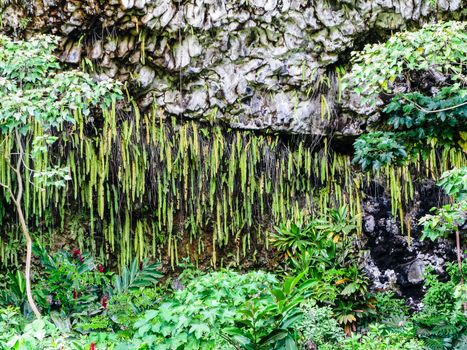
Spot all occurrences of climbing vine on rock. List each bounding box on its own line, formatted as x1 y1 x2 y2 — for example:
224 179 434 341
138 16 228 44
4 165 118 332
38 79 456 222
354 86 467 171
347 21 467 171
344 21 466 103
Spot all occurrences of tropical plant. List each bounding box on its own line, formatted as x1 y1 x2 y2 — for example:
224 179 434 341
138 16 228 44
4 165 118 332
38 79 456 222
353 132 408 171
343 21 467 102
296 302 344 349
33 245 111 321
110 259 163 295
0 306 137 350
0 270 28 314
0 34 122 318
105 287 164 332
437 167 467 200
222 274 305 350
372 291 409 323
271 208 373 334
271 206 357 274
3 246 163 336
413 264 467 350
339 323 425 350
353 87 467 171
133 271 278 350
347 21 467 171
419 167 466 288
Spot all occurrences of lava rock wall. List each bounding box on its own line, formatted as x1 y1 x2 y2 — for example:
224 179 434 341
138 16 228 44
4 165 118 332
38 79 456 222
2 0 464 135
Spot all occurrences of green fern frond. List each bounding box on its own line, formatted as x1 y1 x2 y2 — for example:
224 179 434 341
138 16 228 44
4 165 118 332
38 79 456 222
111 259 163 295
432 324 459 337
423 337 449 350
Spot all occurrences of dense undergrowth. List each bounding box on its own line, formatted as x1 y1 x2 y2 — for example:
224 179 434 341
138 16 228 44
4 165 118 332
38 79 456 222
0 251 466 349
1 201 466 349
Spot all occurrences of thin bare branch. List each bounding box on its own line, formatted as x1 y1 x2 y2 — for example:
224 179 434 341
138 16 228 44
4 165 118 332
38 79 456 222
402 96 467 114
0 175 17 206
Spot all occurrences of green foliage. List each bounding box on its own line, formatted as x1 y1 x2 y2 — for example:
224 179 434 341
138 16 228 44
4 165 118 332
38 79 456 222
0 34 122 134
339 323 424 350
353 132 408 171
0 271 27 314
296 302 343 348
372 292 409 323
0 34 121 183
271 206 357 272
419 200 467 241
437 167 467 201
133 271 277 350
419 167 467 241
0 311 59 350
223 275 305 350
0 306 134 350
271 207 374 333
33 246 111 320
0 264 465 350
271 220 337 272
385 87 467 148
2 246 163 334
344 21 467 101
105 287 164 331
348 21 467 173
413 265 467 350
111 259 163 295
354 87 467 171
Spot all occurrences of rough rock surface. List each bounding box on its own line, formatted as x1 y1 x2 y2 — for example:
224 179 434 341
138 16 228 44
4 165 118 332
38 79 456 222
1 0 464 135
361 182 456 305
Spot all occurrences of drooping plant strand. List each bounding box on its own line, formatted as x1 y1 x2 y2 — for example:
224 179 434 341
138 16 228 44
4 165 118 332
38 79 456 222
0 105 466 270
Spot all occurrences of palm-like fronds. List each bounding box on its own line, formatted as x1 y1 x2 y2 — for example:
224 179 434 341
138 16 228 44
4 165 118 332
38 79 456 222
111 259 162 295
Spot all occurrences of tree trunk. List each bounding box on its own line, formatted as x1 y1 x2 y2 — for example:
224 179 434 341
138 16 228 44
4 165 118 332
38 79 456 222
455 229 464 285
13 130 41 319
455 229 466 312
16 204 41 319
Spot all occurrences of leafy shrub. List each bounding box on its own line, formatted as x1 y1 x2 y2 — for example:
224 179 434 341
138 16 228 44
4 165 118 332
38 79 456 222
223 275 305 350
419 167 467 243
34 247 111 319
353 87 467 172
343 21 467 101
419 200 467 242
133 271 278 350
271 207 374 333
0 271 28 315
353 132 407 171
384 87 467 152
413 264 467 349
0 306 135 350
2 246 163 335
339 323 425 350
437 167 467 201
297 302 343 348
372 291 409 323
0 34 122 132
0 307 74 350
106 287 165 331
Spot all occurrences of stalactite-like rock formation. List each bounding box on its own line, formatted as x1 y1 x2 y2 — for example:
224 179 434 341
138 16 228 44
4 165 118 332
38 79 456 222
1 0 464 134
